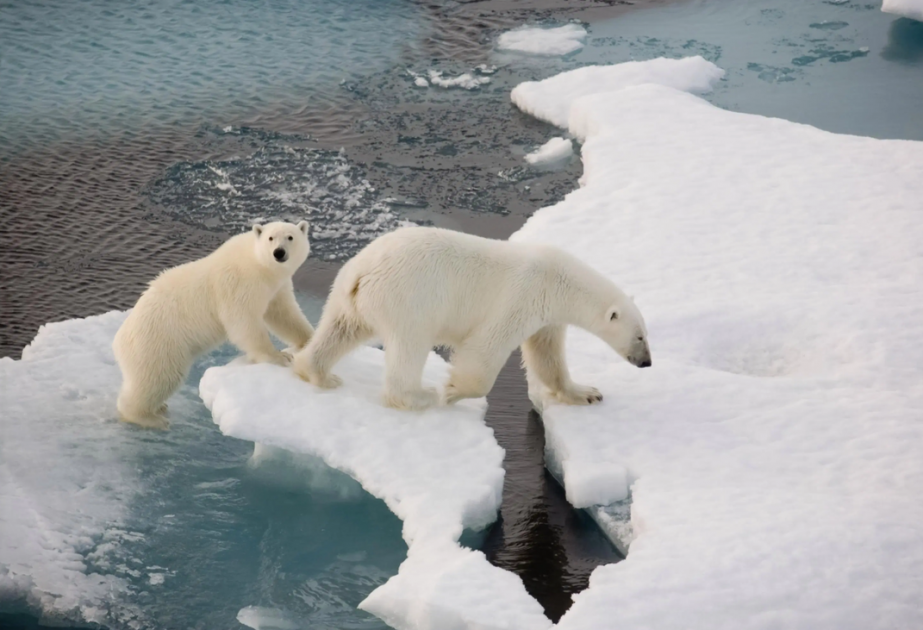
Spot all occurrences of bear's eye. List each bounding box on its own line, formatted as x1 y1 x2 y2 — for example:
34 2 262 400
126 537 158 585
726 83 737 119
610 311 619 321
269 236 273 241
288 235 293 241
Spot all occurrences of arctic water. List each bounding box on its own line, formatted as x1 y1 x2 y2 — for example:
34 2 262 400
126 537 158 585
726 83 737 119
2 0 922 628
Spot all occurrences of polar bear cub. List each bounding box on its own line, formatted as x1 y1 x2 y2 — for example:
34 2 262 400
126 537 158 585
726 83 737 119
113 221 315 429
293 226 650 411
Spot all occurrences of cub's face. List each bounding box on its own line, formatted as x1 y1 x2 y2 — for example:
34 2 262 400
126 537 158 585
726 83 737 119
598 295 652 369
252 221 310 273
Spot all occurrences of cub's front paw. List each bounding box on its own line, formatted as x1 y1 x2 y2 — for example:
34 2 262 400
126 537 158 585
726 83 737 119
384 387 440 411
554 384 603 406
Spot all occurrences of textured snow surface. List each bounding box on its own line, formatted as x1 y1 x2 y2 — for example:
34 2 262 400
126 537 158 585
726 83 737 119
0 312 143 626
512 59 923 629
524 137 574 166
497 24 587 56
200 349 551 630
882 0 923 21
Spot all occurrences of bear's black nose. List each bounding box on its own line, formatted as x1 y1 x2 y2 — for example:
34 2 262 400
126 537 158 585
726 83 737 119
273 248 286 262
638 358 652 368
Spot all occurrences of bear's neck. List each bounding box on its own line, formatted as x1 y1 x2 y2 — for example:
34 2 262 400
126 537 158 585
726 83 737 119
545 255 617 332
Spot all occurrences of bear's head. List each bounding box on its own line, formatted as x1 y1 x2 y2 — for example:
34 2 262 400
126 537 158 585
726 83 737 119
252 221 310 273
595 293 651 369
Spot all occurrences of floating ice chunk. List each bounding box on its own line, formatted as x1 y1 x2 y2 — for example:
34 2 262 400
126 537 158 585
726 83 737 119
200 347 550 630
882 0 923 21
498 24 587 56
511 56 724 129
237 606 299 630
427 70 490 90
511 57 923 629
0 312 140 625
524 137 573 167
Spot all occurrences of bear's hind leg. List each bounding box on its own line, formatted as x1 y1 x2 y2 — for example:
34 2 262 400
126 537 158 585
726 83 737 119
382 337 439 411
294 314 371 389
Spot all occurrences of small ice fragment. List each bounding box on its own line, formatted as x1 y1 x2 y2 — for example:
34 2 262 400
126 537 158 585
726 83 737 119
414 76 429 88
237 606 299 630
524 137 573 166
148 573 165 585
427 69 490 90
497 24 587 56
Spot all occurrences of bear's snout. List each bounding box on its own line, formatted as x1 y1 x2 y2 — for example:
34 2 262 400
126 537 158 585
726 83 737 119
273 248 287 262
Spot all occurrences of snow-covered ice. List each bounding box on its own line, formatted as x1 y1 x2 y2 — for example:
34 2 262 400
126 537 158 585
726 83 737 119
200 348 552 630
511 57 923 628
0 312 142 626
497 24 587 56
882 0 923 21
524 137 574 167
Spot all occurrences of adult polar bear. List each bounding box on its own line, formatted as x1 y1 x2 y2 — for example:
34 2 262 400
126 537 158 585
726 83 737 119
294 226 651 410
114 221 314 429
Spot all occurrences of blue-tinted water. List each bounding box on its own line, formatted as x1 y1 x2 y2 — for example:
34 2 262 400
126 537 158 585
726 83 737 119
570 0 923 140
0 0 424 153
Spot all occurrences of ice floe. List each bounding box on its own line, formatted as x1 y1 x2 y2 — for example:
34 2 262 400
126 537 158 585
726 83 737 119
882 0 923 21
511 58 923 628
524 137 574 167
200 348 551 630
498 24 587 56
0 312 142 626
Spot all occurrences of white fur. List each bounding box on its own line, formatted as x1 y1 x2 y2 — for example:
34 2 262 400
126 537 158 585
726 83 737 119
113 221 314 429
293 226 650 411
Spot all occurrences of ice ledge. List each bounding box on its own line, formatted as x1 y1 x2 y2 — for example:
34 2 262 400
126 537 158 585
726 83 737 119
200 347 551 630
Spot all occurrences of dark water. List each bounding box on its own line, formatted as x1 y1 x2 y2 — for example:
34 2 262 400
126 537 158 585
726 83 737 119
0 0 659 626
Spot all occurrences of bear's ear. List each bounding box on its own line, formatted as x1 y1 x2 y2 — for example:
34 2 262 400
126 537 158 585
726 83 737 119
252 224 263 237
607 307 620 322
297 221 309 235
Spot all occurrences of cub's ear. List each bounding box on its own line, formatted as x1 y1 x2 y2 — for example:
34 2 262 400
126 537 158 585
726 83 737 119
606 306 620 322
252 224 263 237
297 221 309 235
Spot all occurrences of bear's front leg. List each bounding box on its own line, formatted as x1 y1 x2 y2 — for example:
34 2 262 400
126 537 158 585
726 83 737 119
223 309 290 367
522 324 603 408
265 283 315 350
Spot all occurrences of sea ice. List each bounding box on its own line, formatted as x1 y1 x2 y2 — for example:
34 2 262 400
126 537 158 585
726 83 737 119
882 0 923 21
0 312 142 626
200 348 551 630
497 24 587 56
524 137 574 167
511 58 923 628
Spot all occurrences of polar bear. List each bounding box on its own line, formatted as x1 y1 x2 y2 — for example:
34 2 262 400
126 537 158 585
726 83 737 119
293 226 650 411
113 221 315 429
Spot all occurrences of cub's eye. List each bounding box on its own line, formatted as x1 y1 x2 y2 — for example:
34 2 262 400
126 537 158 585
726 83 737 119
288 235 293 241
269 236 274 241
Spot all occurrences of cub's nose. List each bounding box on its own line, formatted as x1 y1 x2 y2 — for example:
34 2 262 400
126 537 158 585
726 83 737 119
638 357 652 368
273 248 287 262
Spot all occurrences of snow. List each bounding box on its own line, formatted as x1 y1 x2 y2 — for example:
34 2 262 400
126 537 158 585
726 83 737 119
0 312 142 626
524 137 574 167
882 0 923 21
511 56 725 129
497 24 587 56
511 58 923 628
200 348 551 630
